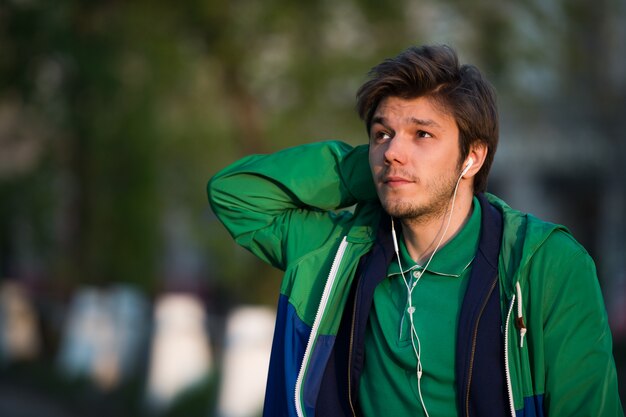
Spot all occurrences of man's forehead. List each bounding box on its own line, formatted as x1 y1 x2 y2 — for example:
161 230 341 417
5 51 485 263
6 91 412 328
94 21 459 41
372 96 454 127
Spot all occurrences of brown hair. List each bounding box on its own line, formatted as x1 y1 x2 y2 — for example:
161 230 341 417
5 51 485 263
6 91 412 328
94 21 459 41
356 45 498 194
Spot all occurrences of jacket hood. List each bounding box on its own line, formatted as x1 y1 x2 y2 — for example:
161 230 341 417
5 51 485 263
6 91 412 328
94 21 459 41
485 193 570 297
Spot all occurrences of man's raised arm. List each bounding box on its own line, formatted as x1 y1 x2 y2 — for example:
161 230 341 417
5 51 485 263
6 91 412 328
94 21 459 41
208 140 376 270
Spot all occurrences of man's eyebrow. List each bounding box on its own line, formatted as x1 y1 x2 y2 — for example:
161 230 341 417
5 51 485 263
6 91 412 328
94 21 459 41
370 116 388 126
370 115 441 129
409 117 441 128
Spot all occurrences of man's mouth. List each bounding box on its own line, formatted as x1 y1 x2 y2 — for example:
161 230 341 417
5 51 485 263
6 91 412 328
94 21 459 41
383 175 413 186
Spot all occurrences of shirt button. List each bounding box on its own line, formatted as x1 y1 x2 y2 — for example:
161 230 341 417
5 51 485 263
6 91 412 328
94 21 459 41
413 270 421 278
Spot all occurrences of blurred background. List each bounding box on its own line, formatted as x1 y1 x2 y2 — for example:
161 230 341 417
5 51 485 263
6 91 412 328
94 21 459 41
0 0 624 415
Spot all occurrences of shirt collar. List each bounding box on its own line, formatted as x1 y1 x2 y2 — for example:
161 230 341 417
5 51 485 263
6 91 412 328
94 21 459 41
387 196 482 278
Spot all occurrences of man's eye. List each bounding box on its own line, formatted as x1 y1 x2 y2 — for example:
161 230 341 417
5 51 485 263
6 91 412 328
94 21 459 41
417 130 433 138
375 131 392 141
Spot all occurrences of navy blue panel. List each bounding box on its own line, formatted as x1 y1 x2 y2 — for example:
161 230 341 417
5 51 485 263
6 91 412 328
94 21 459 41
456 194 508 417
303 334 336 416
516 394 545 417
263 294 311 417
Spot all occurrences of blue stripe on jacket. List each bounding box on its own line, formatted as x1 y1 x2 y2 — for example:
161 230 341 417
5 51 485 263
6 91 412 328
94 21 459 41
517 395 545 417
263 295 311 417
304 335 336 415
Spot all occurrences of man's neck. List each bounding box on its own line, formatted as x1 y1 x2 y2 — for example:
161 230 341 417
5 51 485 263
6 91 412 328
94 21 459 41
401 190 475 265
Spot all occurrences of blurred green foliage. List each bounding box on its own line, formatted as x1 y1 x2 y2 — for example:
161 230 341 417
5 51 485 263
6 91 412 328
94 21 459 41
0 0 417 300
0 0 624 305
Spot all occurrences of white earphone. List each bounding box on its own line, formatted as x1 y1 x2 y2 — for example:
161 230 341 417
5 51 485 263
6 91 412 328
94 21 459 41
460 157 474 177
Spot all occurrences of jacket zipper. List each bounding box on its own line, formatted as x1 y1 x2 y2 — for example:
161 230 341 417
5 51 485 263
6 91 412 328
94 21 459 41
504 294 517 417
295 236 349 417
347 279 359 417
464 274 498 417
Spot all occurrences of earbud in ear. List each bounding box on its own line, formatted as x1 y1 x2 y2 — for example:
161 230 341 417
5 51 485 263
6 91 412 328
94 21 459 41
460 157 474 177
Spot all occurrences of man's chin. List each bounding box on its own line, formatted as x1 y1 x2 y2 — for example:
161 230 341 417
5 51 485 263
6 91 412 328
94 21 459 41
380 200 423 220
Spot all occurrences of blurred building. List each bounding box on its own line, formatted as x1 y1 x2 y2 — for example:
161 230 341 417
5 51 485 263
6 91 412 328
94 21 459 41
145 293 213 412
0 281 41 364
217 306 275 417
57 285 149 390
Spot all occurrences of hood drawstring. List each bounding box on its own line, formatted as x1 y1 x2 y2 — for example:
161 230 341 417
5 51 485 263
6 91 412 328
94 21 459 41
515 282 527 348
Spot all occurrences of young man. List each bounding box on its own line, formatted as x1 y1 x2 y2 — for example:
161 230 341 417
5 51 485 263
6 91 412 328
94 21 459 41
208 45 623 417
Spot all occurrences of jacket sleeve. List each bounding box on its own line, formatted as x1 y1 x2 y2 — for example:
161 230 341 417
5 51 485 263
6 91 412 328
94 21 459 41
534 231 624 416
207 140 376 270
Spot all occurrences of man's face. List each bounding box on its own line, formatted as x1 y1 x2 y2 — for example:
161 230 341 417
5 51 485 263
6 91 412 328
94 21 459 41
368 96 463 222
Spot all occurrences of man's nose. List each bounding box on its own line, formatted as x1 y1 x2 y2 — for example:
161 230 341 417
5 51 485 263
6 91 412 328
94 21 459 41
384 135 409 165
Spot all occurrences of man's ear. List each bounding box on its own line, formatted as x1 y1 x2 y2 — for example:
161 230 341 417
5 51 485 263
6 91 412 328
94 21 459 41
462 143 487 178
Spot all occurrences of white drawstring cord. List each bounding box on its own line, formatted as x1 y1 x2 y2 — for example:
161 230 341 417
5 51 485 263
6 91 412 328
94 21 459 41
515 282 527 348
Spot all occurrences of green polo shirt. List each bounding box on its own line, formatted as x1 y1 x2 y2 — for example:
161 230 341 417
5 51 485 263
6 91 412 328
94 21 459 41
359 197 481 416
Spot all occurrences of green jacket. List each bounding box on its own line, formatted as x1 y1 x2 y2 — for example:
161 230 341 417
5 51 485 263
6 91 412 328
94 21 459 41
208 140 623 417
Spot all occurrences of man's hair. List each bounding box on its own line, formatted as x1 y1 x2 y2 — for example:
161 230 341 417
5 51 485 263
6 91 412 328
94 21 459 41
356 44 498 194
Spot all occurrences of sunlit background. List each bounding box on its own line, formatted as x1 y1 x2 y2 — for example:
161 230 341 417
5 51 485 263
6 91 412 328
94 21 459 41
0 0 624 416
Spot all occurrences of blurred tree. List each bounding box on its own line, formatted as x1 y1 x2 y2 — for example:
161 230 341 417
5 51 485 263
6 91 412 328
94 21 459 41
0 0 624 309
0 2 177 292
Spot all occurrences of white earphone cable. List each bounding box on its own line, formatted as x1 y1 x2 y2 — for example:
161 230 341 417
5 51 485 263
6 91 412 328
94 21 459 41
390 161 469 417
